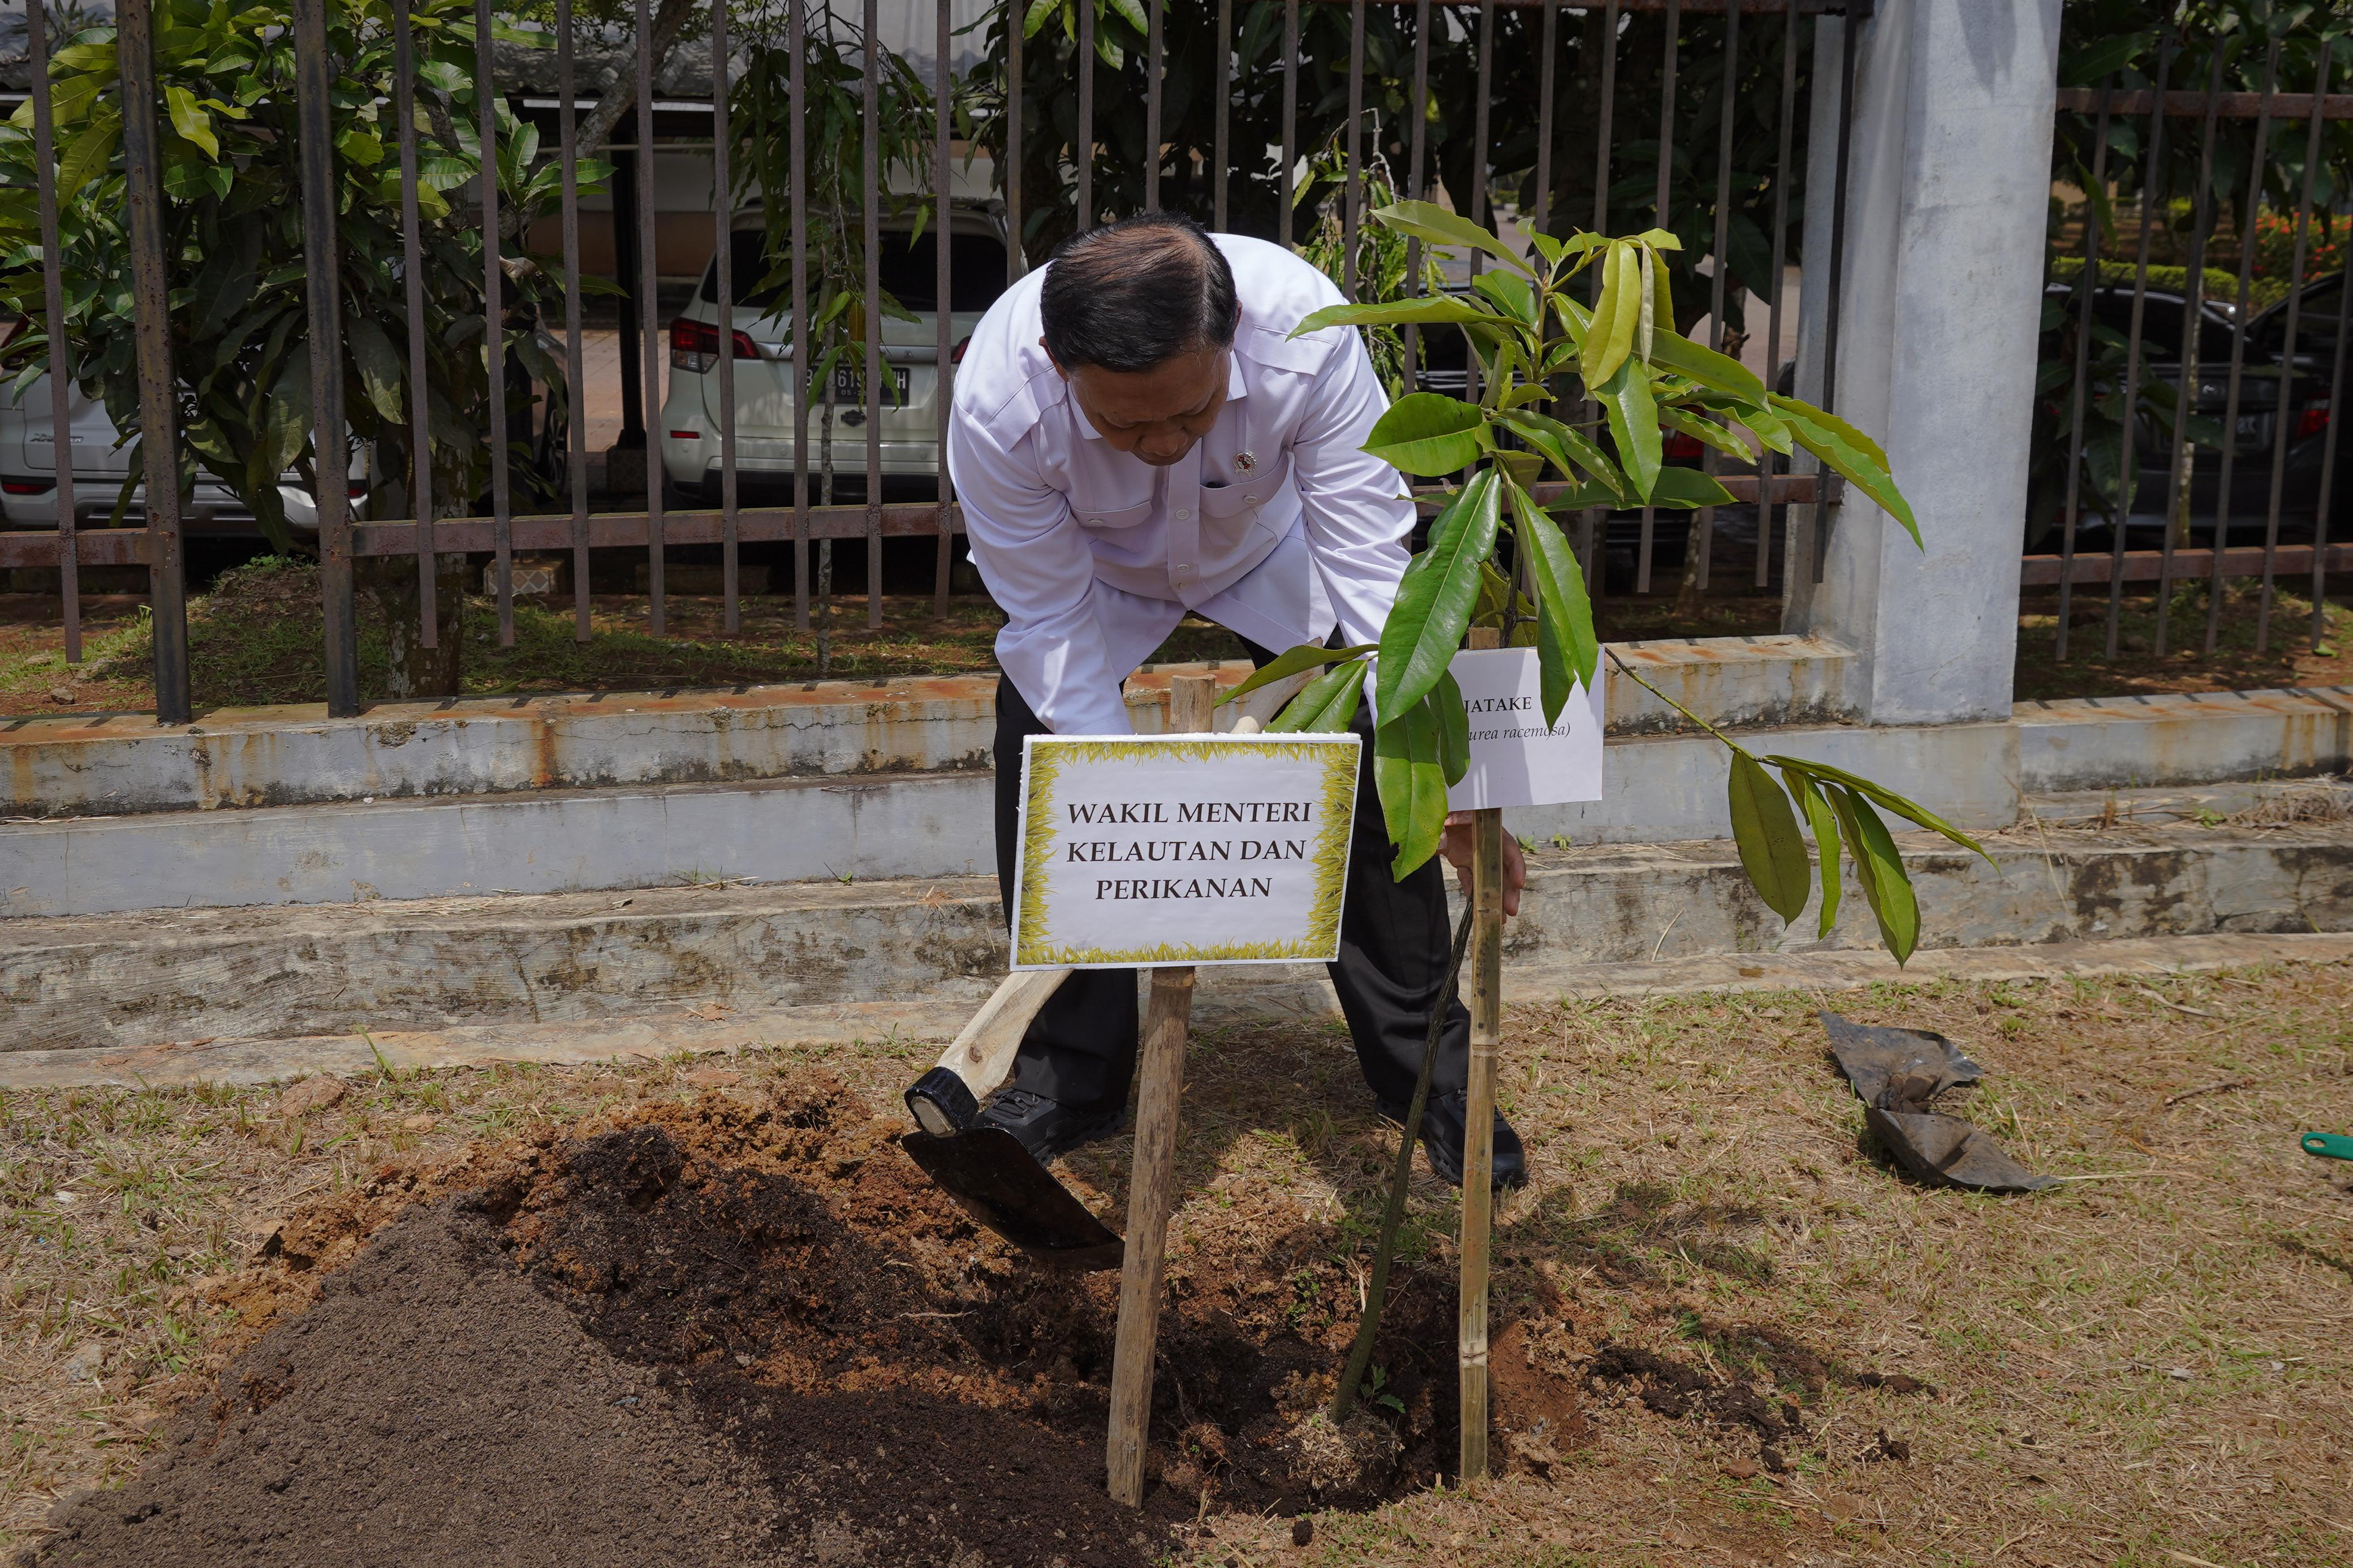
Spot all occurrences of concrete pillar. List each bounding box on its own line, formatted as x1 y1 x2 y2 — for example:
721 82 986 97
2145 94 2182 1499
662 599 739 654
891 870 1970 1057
1783 0 2062 726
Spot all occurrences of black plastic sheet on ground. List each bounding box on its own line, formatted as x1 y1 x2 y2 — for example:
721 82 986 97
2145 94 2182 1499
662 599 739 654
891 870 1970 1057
1820 1013 2057 1194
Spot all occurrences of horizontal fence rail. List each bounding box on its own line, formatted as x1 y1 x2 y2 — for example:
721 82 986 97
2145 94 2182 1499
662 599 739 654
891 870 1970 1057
0 0 1862 719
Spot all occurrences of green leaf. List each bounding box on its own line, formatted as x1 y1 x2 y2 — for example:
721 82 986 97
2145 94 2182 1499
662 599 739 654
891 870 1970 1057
1763 754 1989 860
1433 667 1469 788
1769 395 1920 547
1292 295 1504 338
337 126 383 167
1502 474 1601 709
1363 391 1489 477
1534 596 1572 725
1368 200 1535 275
55 111 120 197
1647 326 1769 405
1374 468 1500 721
165 85 218 158
1582 240 1641 387
1659 407 1754 464
346 314 405 423
1269 656 1369 733
1022 0 1058 34
1373 702 1450 880
1790 771 1844 939
1221 641 1376 706
1469 271 1536 327
1645 465 1738 509
1496 407 1626 498
1828 785 1919 964
1728 753 1812 925
1596 357 1661 503
1105 0 1148 32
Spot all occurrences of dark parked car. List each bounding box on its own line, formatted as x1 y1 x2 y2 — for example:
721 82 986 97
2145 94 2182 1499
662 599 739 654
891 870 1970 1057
2032 274 2347 551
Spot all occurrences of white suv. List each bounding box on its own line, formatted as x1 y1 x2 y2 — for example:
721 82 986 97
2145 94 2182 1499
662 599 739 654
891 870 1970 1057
660 206 1010 505
0 332 356 535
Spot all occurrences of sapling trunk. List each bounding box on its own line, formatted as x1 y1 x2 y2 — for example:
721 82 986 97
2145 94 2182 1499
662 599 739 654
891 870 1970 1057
1329 904 1475 1423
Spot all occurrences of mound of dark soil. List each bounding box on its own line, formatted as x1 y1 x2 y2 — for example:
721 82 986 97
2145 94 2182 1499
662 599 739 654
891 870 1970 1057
33 1076 1584 1567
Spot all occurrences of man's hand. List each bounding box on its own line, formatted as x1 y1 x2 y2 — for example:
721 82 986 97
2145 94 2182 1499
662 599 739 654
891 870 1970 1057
1440 812 1526 917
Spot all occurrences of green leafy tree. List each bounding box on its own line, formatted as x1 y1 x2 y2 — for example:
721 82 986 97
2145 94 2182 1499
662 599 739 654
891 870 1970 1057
0 0 599 694
1225 203 1988 964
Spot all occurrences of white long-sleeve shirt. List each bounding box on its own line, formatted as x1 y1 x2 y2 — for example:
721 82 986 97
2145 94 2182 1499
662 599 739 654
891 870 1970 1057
947 234 1415 735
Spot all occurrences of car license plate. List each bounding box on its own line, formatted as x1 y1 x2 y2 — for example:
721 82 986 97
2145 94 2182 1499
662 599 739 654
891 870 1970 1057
832 364 911 404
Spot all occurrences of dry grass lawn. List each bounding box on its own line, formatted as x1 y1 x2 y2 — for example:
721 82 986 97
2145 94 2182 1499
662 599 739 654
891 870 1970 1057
3 962 2350 1566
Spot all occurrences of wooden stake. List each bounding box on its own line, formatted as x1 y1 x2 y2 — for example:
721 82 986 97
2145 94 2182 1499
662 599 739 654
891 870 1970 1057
1459 625 1502 1481
1107 671 1216 1507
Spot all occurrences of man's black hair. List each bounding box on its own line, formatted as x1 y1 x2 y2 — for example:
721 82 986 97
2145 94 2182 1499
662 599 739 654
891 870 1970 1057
1038 211 1240 373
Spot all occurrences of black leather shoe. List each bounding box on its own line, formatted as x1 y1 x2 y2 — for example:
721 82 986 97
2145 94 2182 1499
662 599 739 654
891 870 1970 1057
1375 1090 1528 1190
976 1087 1127 1164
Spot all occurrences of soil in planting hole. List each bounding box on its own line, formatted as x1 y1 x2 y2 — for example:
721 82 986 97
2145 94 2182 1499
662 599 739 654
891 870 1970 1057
33 1075 1573 1567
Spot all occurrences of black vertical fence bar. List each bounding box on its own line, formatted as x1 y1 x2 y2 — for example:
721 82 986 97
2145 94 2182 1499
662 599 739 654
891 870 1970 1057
1692 0 1735 595
293 0 356 716
1464 0 1492 413
2153 51 2224 660
1532 0 1558 236
712 0 740 633
1811 3 1859 585
2311 223 2353 649
1343 0 1364 297
558 0 591 641
1146 0 1165 211
1213 0 1232 230
1280 0 1298 242
1583 0 1619 589
1759 0 1797 589
2256 38 2331 653
637 0 666 634
1398 0 1429 392
476 0 513 645
2053 81 2111 664
1078 0 1094 228
395 0 436 649
120 0 188 721
863 0 884 630
26 0 79 662
2204 38 2279 656
1008 6 1024 277
790 0 811 630
1635 0 1678 597
2105 35 2171 658
933 0 955 617
613 156 644 460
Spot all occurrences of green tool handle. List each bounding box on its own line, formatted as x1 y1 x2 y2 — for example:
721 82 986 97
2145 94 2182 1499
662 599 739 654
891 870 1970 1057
2302 1132 2353 1161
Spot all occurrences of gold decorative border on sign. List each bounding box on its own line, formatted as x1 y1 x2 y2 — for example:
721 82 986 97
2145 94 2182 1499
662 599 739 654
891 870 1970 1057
1013 736 1360 967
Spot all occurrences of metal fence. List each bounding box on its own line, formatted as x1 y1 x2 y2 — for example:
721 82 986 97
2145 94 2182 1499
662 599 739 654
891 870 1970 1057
0 0 1860 722
2032 23 2353 664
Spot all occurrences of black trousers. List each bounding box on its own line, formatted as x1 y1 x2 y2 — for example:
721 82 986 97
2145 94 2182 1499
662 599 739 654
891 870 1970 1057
992 643 1471 1113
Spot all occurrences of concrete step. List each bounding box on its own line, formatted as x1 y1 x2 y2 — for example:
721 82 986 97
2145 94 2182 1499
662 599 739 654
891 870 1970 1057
1 717 2026 918
10 804 2348 1054
10 929 2346 1090
0 636 1856 818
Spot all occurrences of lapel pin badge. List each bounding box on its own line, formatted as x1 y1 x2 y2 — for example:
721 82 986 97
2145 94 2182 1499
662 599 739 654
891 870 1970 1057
1235 451 1257 473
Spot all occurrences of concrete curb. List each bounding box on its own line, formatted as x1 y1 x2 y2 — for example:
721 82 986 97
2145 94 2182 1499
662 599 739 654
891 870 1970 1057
8 813 2349 1055
5 930 2343 1091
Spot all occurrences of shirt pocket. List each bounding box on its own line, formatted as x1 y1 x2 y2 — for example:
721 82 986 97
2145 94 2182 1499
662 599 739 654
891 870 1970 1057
1072 496 1156 532
1198 451 1292 525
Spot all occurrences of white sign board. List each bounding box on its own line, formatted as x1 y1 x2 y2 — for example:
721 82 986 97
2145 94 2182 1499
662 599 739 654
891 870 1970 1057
1444 646 1605 811
1010 734 1363 970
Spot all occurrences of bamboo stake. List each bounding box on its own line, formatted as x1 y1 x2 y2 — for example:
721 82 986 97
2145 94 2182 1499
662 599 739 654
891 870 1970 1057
1459 625 1502 1481
1106 671 1216 1507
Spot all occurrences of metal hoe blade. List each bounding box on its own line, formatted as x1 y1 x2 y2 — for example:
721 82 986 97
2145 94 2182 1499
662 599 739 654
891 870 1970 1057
902 1127 1124 1271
